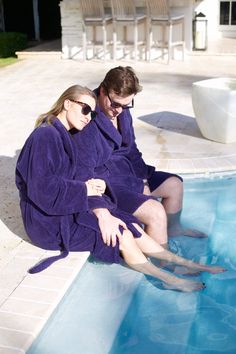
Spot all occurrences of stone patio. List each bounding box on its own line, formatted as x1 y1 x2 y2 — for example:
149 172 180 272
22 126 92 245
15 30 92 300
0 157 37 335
0 50 236 353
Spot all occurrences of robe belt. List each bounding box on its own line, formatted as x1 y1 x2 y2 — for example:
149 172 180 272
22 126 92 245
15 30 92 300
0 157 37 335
28 215 70 274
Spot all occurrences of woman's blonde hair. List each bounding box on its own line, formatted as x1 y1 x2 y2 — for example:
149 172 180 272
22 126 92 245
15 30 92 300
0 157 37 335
35 85 97 127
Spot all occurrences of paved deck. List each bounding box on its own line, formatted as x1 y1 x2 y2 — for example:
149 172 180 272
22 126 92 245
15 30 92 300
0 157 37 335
0 52 236 353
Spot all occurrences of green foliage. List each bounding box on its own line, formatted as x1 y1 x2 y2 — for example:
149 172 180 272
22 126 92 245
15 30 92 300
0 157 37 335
0 57 18 68
0 32 27 58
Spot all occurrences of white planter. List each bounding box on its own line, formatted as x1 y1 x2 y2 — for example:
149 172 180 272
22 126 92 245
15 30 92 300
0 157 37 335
192 78 236 143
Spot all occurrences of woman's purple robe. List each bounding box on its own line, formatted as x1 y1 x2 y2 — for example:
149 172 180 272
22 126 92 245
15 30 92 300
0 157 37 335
15 118 141 273
75 96 182 214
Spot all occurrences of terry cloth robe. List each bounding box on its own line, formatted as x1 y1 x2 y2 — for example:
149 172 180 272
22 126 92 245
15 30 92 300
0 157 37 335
15 118 141 273
75 94 182 214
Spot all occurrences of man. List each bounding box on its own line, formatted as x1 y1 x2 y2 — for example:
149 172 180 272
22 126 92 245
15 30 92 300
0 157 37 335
77 66 206 243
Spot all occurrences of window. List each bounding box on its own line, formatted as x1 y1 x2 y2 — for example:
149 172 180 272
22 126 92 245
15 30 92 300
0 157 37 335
220 1 236 25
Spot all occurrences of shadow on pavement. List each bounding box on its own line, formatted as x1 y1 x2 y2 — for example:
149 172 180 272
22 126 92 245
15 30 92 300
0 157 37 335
138 111 204 139
0 150 31 243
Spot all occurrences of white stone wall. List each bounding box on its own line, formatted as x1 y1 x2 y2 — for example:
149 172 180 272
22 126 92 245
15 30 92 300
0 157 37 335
60 0 83 59
195 0 236 39
195 0 221 39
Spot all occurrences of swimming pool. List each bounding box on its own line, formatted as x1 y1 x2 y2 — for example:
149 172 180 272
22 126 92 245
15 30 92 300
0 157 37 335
27 175 236 354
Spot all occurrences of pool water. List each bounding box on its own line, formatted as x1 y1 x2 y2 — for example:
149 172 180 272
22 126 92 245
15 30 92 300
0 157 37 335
27 175 236 354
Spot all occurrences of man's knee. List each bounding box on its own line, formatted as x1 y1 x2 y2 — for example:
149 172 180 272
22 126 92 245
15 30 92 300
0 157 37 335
138 200 166 224
168 176 183 188
163 177 183 198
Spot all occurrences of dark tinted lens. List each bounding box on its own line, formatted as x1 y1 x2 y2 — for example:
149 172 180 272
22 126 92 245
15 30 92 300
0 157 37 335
110 99 133 110
111 101 122 109
81 104 91 115
91 111 97 120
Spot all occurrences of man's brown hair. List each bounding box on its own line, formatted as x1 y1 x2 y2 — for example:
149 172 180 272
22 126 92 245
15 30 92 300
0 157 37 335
101 66 142 97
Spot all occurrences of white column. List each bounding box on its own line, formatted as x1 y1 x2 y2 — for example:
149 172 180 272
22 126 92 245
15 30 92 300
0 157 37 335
59 0 83 59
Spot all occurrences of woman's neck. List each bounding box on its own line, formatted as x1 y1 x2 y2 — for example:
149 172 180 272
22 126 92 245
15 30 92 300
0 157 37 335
57 111 70 131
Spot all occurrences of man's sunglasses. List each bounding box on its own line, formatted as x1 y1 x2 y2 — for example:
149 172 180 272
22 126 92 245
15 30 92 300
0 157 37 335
105 89 134 110
70 100 97 120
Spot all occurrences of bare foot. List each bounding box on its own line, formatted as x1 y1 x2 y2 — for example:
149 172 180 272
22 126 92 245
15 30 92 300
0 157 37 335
160 263 200 276
168 227 208 238
203 265 226 274
174 266 200 276
163 278 206 292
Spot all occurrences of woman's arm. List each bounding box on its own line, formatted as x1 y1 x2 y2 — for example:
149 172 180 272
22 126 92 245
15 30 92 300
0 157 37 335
93 208 127 247
17 127 97 215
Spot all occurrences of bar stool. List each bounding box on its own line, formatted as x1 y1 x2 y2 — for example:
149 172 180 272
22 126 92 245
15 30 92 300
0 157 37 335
110 0 146 61
80 0 112 61
145 0 185 63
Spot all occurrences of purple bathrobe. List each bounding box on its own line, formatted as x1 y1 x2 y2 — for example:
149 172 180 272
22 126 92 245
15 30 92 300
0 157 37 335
75 90 182 214
15 118 141 273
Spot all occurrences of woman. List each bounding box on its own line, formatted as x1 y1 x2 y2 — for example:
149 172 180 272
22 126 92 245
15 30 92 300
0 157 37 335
16 85 225 292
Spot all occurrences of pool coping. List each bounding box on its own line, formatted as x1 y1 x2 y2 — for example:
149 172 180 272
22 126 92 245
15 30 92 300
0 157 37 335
0 243 90 354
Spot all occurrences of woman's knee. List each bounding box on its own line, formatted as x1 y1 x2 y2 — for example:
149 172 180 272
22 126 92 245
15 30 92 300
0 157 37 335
118 230 136 251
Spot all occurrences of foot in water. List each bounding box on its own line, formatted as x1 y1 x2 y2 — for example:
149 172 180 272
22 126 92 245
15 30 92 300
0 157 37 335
173 266 201 276
163 278 206 292
168 226 208 238
164 263 226 276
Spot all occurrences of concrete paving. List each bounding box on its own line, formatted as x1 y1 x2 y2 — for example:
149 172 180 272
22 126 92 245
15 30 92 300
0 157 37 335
0 53 236 353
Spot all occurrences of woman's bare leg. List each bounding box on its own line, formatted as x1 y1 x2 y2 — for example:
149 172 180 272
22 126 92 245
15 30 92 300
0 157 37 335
118 230 206 292
132 224 226 274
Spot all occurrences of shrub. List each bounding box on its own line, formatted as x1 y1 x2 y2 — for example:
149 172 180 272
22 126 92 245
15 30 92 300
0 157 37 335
0 32 27 58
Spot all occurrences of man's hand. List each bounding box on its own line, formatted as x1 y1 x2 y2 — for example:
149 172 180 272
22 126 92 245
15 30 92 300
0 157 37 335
85 178 106 196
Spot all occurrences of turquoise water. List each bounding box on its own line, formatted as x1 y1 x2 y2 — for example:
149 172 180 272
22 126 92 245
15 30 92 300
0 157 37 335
27 175 236 354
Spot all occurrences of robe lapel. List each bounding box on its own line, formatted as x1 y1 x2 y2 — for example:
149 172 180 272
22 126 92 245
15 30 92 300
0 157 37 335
117 109 132 147
94 105 122 149
53 119 77 178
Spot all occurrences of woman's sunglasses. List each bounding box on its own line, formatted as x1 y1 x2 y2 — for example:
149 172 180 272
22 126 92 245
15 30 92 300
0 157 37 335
70 100 97 120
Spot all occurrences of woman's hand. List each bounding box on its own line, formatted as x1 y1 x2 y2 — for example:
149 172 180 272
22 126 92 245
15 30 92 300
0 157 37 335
93 208 127 247
85 178 106 196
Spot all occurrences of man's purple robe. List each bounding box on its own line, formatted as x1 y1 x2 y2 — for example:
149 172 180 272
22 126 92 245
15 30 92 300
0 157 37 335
76 96 182 214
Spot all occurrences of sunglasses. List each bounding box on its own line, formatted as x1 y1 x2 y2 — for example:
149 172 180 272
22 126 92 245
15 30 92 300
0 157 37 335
105 89 134 110
70 100 97 120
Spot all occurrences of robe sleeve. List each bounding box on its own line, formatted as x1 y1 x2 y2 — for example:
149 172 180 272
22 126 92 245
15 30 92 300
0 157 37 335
125 111 155 179
75 124 117 211
17 127 89 215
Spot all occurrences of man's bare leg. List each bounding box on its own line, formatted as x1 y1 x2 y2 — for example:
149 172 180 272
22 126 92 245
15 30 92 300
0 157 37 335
133 199 168 247
151 177 207 238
